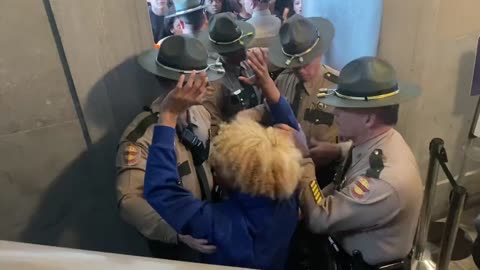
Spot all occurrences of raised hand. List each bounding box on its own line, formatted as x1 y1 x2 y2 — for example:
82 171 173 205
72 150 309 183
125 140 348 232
159 71 208 127
160 71 208 115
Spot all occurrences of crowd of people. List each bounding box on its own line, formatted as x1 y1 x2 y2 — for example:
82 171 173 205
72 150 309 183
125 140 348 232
115 1 423 269
146 0 303 43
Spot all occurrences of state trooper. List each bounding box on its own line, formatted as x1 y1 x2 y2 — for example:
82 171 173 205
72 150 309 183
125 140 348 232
115 35 224 262
238 15 348 269
240 15 348 183
300 56 423 269
199 12 261 135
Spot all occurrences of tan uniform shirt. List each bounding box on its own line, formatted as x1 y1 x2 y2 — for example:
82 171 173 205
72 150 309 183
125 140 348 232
307 129 423 265
115 98 213 243
241 65 339 143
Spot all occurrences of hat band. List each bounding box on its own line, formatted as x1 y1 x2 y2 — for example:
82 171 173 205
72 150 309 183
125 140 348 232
165 4 205 18
209 30 254 46
282 35 320 66
316 86 400 101
156 57 225 74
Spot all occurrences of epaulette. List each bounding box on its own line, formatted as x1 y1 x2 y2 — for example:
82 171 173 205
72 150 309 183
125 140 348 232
324 72 338 84
126 108 159 143
323 65 340 84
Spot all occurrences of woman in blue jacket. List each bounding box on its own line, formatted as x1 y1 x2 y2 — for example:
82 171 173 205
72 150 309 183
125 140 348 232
144 49 311 269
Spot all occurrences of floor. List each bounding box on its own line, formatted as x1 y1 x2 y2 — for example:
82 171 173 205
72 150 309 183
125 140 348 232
445 207 479 270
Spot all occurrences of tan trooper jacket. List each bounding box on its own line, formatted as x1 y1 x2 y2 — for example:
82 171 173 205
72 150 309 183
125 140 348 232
115 98 213 244
303 129 423 265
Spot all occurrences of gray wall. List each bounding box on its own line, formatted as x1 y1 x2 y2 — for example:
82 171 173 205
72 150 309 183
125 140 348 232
379 0 480 217
0 0 161 255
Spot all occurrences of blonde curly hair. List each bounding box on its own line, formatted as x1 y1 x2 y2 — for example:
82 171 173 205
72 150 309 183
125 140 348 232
210 118 304 200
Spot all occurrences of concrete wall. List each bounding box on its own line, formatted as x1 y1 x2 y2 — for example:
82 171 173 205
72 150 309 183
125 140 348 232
0 0 160 255
379 0 480 217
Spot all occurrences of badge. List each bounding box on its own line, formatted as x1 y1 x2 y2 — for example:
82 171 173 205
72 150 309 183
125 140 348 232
123 145 140 166
350 176 371 199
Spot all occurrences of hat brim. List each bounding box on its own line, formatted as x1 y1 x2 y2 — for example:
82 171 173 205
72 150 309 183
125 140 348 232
268 17 334 69
198 21 256 54
319 82 421 108
137 49 224 82
165 4 207 18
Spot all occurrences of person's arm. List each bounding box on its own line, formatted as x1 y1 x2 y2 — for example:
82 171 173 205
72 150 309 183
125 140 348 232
143 71 219 242
144 125 215 240
240 48 299 130
116 125 179 243
301 175 400 234
267 95 299 130
117 169 178 243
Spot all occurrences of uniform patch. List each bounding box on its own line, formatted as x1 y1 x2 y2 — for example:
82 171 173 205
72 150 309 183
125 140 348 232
123 145 140 166
309 180 323 205
350 177 371 199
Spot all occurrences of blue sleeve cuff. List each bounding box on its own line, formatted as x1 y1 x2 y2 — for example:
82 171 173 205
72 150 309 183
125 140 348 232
152 125 176 146
268 96 299 130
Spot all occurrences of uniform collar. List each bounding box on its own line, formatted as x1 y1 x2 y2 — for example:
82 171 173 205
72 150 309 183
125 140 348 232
351 129 394 168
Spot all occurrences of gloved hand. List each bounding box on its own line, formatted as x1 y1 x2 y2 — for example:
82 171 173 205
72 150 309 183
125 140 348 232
178 234 217 254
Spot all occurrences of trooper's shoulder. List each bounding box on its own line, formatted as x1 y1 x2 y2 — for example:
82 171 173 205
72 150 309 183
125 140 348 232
275 69 297 83
119 110 157 143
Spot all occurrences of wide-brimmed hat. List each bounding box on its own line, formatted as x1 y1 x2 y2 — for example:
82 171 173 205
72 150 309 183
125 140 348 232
166 0 207 18
137 35 225 81
318 57 420 108
198 12 255 54
268 15 334 68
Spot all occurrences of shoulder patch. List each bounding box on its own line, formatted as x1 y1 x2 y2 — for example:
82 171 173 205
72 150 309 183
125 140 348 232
123 144 142 166
350 176 372 200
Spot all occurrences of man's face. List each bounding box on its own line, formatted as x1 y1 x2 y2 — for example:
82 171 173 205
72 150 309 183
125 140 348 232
333 107 370 140
294 0 302 15
293 56 322 82
151 0 169 15
243 0 255 14
207 0 223 14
